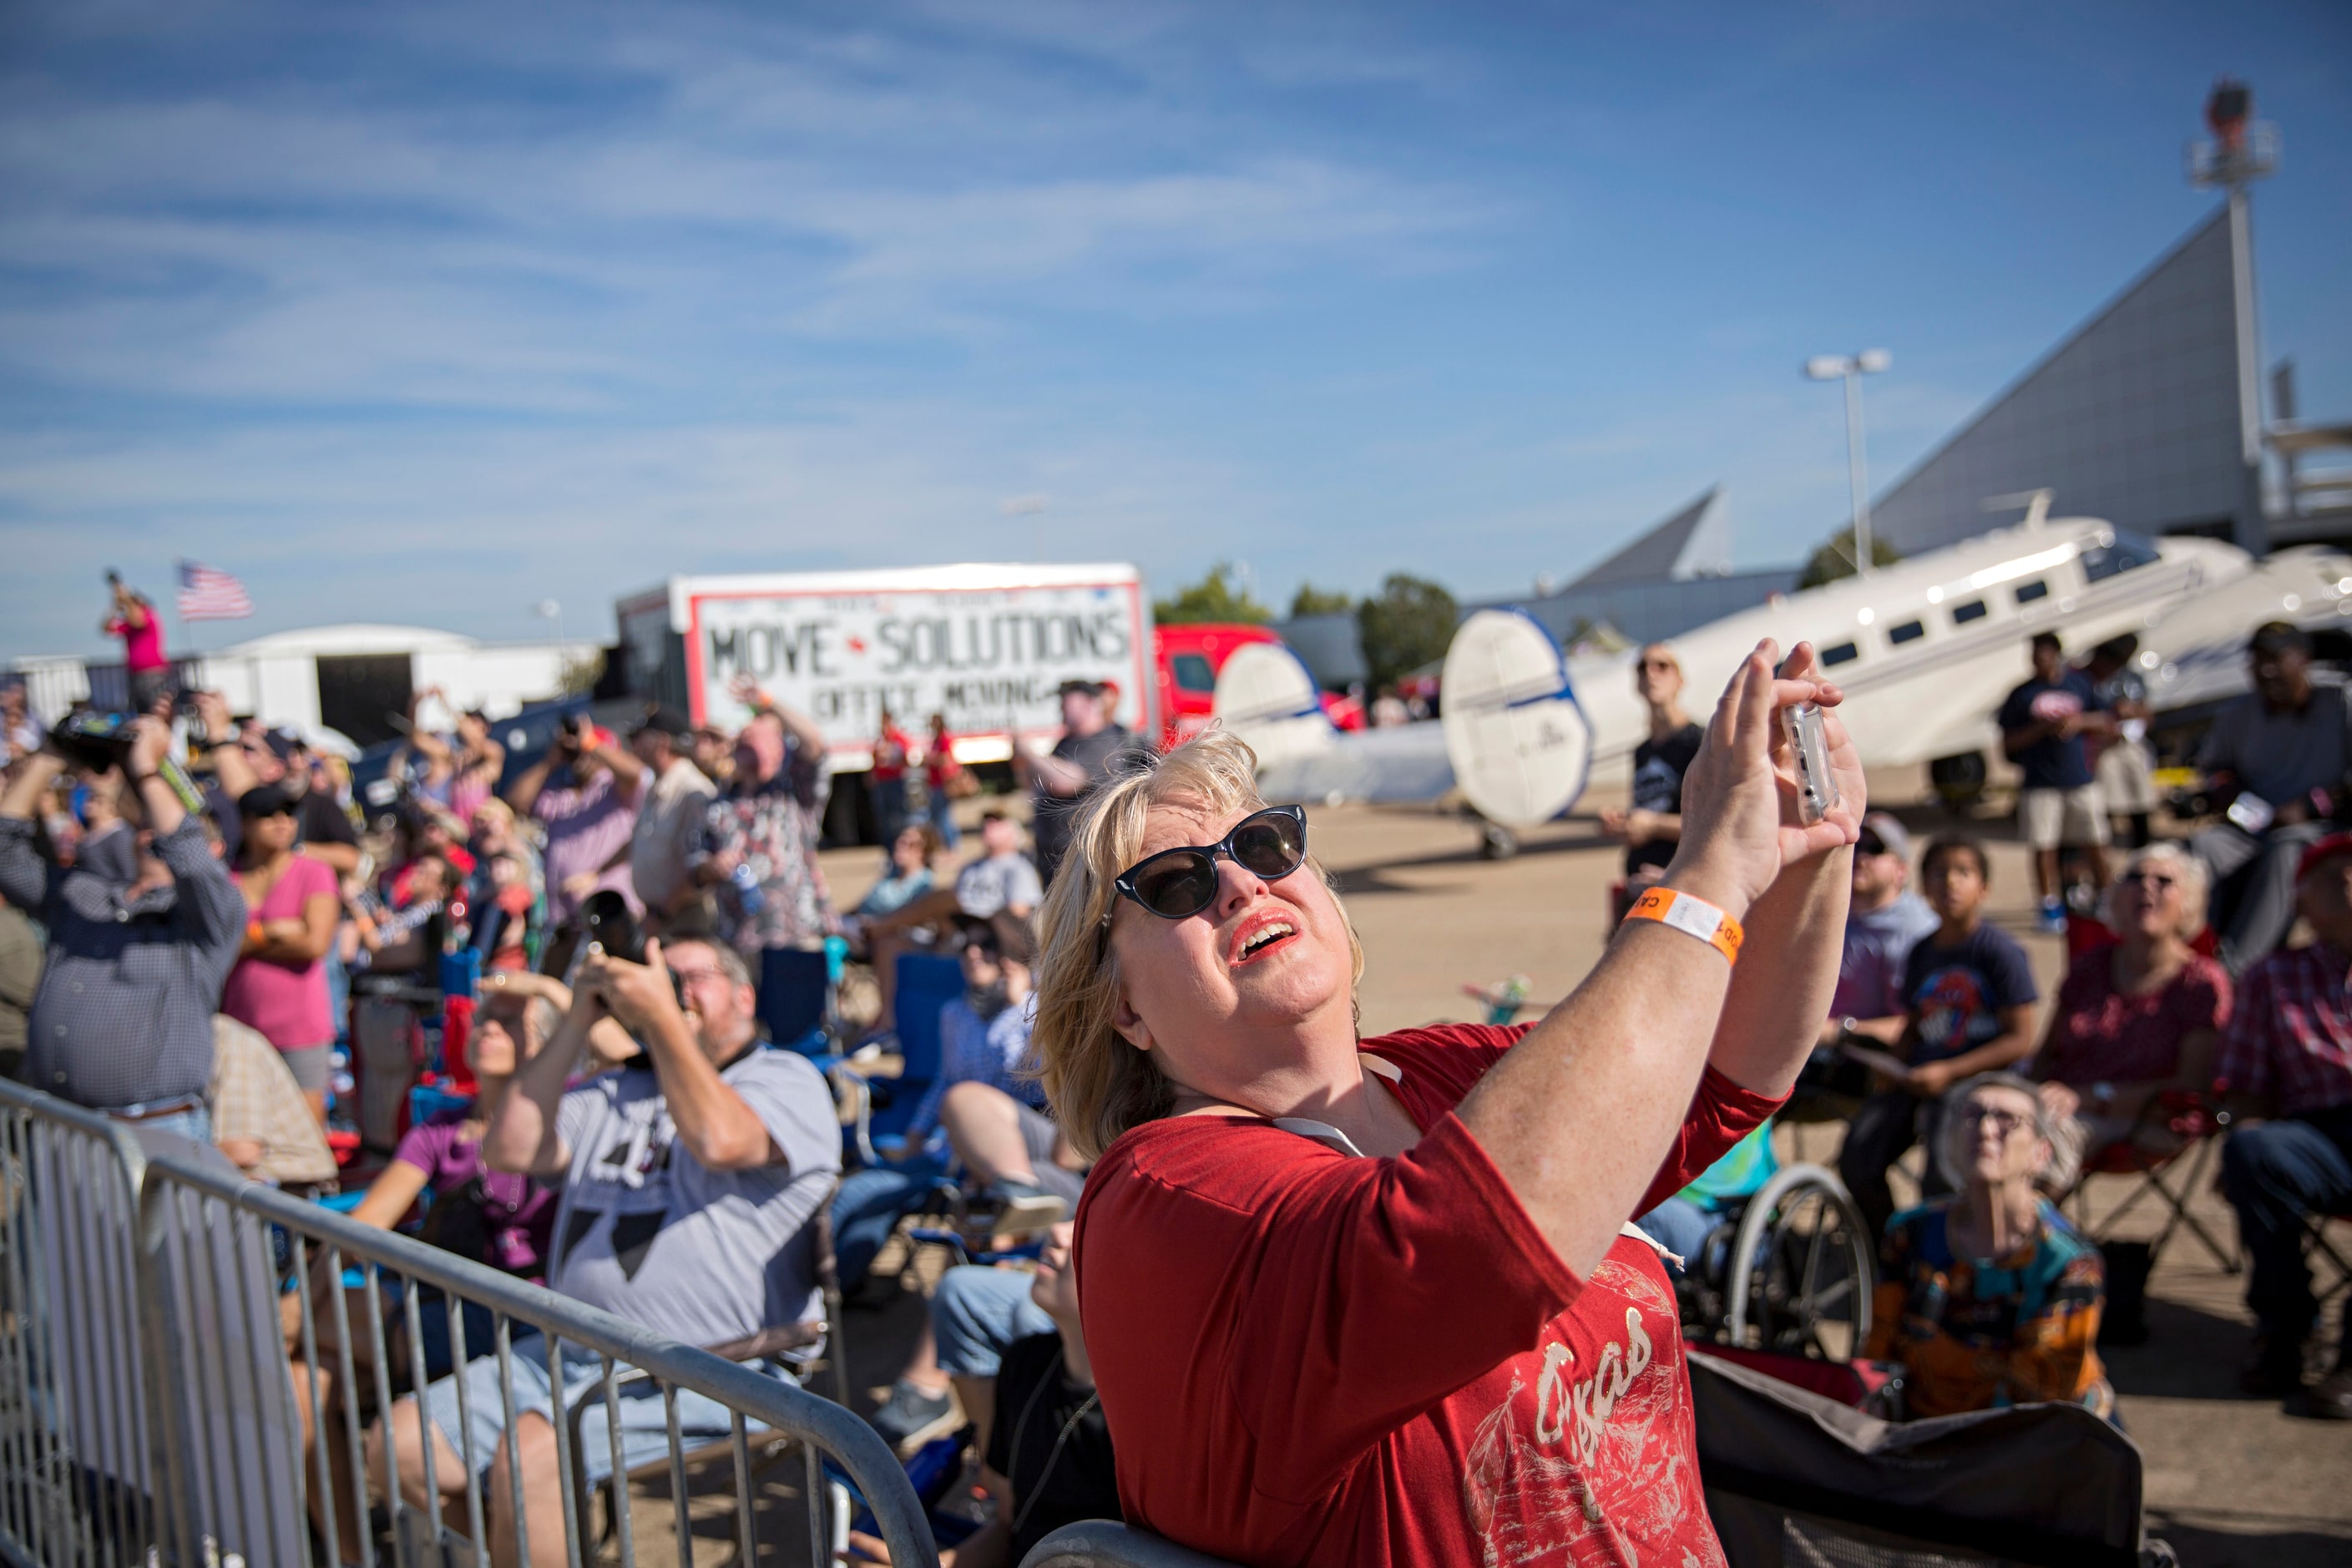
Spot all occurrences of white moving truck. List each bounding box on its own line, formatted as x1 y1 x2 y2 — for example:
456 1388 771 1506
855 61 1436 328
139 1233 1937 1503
613 563 1156 776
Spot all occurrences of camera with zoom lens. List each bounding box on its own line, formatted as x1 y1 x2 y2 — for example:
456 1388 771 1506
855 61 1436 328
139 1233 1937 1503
52 711 205 813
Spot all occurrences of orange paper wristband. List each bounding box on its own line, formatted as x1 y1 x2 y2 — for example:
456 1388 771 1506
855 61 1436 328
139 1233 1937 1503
1623 886 1742 965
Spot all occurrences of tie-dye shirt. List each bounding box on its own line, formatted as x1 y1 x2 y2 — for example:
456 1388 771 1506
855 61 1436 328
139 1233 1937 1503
1865 1197 2110 1421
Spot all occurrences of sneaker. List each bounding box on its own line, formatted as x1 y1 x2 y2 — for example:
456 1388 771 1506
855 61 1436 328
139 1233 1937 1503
867 1378 960 1453
2037 898 2068 935
2286 1366 2352 1421
973 1179 1066 1238
2238 1332 2309 1398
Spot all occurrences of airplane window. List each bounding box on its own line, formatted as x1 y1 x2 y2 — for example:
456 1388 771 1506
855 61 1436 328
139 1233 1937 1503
1952 599 1989 624
1821 641 1860 666
1171 653 1216 693
2079 530 2163 583
1889 620 1926 645
2016 579 2050 604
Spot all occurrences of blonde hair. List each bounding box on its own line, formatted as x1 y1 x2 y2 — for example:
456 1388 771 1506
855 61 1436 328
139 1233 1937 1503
1033 730 1363 1161
2097 842 2209 940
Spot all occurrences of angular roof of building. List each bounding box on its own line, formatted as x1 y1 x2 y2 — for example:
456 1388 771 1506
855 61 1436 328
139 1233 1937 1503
1565 485 1731 589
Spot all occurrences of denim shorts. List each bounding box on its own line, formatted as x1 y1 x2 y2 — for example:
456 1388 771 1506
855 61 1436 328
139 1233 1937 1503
930 1265 1054 1380
419 1334 792 1485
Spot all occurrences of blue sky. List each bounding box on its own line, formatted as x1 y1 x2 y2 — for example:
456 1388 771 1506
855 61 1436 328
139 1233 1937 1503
4 0 2347 660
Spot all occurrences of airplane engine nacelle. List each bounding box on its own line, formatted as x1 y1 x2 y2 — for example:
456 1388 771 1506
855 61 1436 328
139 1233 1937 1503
1440 609 1594 828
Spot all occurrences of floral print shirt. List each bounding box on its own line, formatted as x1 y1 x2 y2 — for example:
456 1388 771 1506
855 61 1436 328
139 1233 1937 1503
698 741 834 953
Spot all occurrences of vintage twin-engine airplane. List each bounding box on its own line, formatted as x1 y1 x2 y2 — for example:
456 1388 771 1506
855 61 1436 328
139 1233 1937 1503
1214 498 2344 838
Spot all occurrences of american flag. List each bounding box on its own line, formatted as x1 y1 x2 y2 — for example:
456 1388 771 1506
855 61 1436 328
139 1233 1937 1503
176 559 253 620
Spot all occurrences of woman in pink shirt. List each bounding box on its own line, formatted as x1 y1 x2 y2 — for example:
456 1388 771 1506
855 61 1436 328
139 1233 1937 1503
220 783 343 1121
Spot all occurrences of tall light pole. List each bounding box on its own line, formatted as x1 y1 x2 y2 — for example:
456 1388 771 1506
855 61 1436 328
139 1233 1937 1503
2188 78 2278 554
1805 349 1890 575
536 599 564 685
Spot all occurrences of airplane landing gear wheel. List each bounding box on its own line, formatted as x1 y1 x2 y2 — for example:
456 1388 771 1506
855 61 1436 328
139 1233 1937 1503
1478 820 1518 860
1723 1164 1874 1362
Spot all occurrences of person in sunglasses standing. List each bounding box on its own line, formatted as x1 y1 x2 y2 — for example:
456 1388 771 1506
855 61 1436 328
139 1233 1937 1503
1032 640 1862 1568
1600 643 1704 908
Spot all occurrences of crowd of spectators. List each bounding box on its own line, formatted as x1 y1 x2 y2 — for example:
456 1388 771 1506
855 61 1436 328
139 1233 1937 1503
0 612 1152 1561
1596 620 2352 1429
8 594 2352 1565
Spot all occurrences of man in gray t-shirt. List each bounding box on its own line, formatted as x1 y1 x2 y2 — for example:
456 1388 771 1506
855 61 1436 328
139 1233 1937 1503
387 935 842 1533
2193 622 2352 974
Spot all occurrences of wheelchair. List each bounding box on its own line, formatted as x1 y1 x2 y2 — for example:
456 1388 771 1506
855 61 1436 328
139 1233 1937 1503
1671 1163 1878 1365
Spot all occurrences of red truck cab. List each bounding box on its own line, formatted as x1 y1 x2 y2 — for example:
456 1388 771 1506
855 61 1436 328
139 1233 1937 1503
1153 623 1362 749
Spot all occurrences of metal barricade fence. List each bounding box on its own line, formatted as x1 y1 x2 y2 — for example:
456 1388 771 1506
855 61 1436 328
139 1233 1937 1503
0 1080 161 1568
0 1073 938 1568
136 1150 940 1568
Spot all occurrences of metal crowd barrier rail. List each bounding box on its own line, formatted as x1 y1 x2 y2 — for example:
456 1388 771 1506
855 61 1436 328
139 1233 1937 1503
1018 1522 1240 1568
138 1150 940 1567
0 1079 161 1568
0 1075 939 1567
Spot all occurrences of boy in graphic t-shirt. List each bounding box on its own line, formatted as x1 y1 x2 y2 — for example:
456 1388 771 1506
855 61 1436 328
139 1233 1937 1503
1837 834 2040 1239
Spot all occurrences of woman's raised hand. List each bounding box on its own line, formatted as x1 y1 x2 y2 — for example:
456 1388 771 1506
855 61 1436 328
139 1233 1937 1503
1665 639 1862 916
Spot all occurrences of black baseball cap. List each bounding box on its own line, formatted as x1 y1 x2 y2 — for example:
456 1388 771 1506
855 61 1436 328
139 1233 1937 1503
237 782 296 818
632 705 694 740
2249 621 2309 655
1056 678 1108 698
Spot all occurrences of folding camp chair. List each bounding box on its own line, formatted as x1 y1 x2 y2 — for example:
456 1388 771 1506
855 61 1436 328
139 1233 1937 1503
565 1181 852 1551
1689 1350 2166 1567
2059 1087 2238 1273
2308 1200 2352 1314
832 952 965 1167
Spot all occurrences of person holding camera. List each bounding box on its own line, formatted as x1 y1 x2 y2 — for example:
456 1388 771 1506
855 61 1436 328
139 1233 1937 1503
101 574 173 715
2192 621 2352 975
0 715 245 1135
505 713 645 935
1034 641 1859 1567
371 933 839 1565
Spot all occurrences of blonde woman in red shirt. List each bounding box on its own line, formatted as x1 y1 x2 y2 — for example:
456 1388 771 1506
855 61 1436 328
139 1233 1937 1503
1032 640 1861 1568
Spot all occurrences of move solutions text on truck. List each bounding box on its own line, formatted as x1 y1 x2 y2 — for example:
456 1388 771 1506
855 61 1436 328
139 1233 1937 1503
613 564 1157 778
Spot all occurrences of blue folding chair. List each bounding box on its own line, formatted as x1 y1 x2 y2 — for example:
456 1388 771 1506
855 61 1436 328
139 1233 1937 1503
828 952 964 1167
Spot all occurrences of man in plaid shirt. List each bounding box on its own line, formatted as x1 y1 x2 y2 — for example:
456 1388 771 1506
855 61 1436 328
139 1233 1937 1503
2220 832 2352 1417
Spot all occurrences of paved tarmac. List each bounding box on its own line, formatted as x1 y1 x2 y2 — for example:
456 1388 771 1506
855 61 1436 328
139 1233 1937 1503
811 771 2352 1565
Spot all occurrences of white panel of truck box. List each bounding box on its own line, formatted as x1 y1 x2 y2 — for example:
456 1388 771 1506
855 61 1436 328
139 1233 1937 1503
674 564 1154 771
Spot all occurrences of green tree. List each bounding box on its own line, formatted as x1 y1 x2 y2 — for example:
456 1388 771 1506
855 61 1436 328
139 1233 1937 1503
1357 573 1459 689
1287 584 1355 618
558 647 606 695
1153 563 1272 625
1797 527 1903 589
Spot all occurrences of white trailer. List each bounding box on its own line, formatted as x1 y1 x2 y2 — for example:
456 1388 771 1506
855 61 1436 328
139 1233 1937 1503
615 563 1156 771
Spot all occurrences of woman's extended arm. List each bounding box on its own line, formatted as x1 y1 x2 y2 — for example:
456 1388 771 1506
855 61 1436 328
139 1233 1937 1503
1457 643 1859 1279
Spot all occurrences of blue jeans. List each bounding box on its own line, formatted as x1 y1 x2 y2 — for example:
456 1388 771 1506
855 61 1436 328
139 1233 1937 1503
832 1155 948 1292
869 776 908 848
1636 1196 1722 1276
932 1266 1054 1379
2221 1107 2352 1351
929 794 960 852
420 1333 793 1485
112 1105 211 1145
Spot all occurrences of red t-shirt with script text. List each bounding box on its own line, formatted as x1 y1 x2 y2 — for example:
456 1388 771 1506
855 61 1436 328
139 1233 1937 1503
1073 1023 1780 1568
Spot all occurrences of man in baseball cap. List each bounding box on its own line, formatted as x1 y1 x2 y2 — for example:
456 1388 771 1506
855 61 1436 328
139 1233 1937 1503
1823 811 1941 1050
2191 617 2352 974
